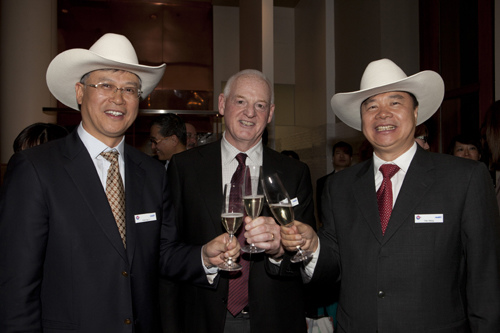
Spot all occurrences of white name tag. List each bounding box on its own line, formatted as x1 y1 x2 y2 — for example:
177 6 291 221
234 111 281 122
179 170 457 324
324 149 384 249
135 213 157 223
414 214 443 223
279 197 299 207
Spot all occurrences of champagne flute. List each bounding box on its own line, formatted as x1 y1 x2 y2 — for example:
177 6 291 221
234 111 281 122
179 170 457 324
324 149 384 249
261 173 313 263
218 183 244 271
241 165 266 253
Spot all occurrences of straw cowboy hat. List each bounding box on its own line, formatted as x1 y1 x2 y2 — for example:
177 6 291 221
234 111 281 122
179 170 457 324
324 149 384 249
331 58 445 131
46 33 166 111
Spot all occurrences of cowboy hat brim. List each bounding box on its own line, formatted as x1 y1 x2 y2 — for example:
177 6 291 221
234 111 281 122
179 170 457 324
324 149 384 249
46 48 166 111
331 70 444 131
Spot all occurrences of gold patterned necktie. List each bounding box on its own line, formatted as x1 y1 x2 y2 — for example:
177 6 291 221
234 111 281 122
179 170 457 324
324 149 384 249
101 151 126 248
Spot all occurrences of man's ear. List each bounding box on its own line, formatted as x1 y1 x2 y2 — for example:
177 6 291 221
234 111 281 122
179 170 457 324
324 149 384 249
218 93 226 116
75 83 84 105
267 104 275 124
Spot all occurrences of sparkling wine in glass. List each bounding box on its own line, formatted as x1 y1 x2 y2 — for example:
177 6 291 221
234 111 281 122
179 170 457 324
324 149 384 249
218 183 244 271
241 165 266 253
261 173 313 263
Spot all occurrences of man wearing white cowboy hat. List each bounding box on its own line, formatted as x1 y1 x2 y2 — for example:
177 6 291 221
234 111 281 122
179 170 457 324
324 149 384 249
281 59 500 332
0 33 239 332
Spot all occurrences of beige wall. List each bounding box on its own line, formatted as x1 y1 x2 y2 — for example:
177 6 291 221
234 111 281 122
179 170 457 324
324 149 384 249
0 0 58 164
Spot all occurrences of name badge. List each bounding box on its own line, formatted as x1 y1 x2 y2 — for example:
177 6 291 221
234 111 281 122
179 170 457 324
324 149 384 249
279 197 299 207
414 214 443 223
135 213 157 223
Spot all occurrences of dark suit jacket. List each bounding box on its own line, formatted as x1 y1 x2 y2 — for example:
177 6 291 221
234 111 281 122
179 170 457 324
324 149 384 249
314 146 500 332
316 171 334 225
0 130 170 332
162 140 315 333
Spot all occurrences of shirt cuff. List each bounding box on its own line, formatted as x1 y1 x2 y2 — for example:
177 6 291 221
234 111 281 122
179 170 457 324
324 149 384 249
301 239 320 283
268 256 283 266
201 248 219 284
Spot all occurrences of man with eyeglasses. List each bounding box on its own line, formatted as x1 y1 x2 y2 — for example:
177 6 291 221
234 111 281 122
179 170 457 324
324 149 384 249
0 33 239 332
185 123 198 149
150 114 187 170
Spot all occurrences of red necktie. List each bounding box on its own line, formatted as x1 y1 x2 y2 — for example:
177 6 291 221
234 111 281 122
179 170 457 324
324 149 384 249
377 164 400 235
227 153 250 316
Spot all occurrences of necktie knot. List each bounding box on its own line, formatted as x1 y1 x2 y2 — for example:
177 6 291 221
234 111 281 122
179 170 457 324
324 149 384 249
380 164 400 179
235 153 247 167
101 151 119 164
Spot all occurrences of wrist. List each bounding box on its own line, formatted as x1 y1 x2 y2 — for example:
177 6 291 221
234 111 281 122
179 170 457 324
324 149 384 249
201 245 215 268
268 246 285 260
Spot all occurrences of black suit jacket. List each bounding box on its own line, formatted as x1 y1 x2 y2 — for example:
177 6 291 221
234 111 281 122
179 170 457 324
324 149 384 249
315 146 500 332
316 171 334 225
0 130 170 332
162 140 315 333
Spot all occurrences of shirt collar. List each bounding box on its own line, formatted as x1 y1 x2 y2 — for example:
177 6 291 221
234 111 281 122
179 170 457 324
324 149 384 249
373 142 417 175
77 123 125 159
221 131 263 165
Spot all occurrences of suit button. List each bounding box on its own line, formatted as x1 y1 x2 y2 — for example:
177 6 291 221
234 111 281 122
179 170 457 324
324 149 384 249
124 318 132 325
378 290 385 298
122 271 128 277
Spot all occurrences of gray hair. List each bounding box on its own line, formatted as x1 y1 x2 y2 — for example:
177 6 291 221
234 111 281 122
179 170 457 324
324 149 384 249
223 69 274 104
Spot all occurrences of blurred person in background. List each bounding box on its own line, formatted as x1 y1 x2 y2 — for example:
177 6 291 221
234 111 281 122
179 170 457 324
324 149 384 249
185 123 198 149
13 122 68 153
150 114 187 169
448 133 482 161
414 123 430 150
482 100 500 208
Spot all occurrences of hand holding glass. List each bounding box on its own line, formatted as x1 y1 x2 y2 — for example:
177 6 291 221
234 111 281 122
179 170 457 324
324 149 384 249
219 183 244 271
241 165 266 253
261 173 313 263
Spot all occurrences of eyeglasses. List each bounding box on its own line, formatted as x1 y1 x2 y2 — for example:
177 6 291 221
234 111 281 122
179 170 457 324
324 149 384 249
86 83 142 99
150 137 167 145
415 135 428 143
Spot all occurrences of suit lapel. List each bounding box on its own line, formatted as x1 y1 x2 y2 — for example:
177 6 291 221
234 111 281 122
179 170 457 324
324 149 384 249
382 147 435 243
62 131 128 261
195 142 224 234
352 159 385 243
124 146 147 265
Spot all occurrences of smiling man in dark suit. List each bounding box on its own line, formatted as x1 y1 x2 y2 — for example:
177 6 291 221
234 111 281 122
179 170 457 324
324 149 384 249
282 59 500 332
0 33 237 333
164 69 315 333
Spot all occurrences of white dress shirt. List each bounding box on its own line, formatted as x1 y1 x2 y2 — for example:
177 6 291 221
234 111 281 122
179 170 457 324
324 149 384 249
77 123 126 190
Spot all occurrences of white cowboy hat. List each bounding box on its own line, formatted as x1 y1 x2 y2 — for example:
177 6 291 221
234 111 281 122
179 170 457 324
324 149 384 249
46 33 166 111
330 58 445 131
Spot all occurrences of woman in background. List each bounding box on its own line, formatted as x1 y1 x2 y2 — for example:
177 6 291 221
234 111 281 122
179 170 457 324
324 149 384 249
13 122 68 153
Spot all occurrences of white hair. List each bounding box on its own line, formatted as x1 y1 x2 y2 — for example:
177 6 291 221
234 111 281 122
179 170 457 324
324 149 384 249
223 69 274 104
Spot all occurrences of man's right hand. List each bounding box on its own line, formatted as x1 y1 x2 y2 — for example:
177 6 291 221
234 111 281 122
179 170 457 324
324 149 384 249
280 221 319 253
202 233 240 267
